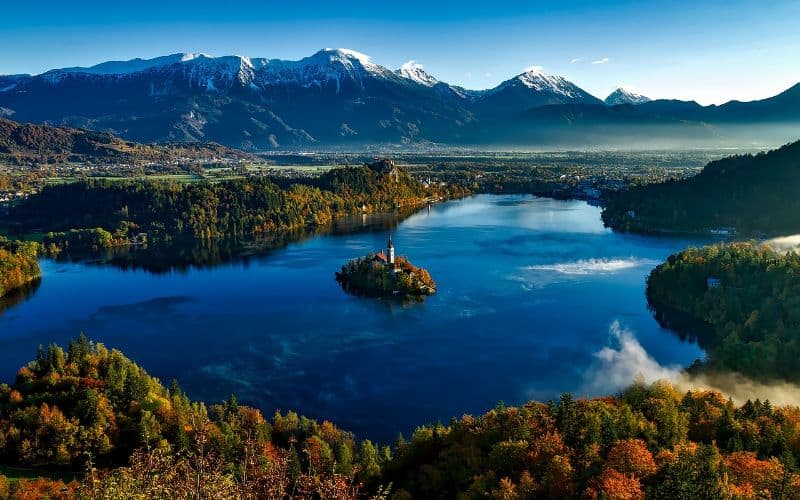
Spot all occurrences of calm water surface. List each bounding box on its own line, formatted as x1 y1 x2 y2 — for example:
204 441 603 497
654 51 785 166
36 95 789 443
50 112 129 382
0 195 708 442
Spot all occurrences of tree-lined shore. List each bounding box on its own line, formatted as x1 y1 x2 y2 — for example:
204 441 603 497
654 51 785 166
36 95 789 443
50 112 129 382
4 160 465 252
0 238 40 300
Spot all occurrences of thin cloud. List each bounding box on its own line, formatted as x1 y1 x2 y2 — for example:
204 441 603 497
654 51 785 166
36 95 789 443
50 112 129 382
570 57 584 64
592 57 610 65
464 71 473 79
484 72 492 77
401 60 424 71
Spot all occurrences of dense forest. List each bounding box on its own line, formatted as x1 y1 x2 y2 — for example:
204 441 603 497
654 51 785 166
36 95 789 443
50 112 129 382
336 255 436 298
647 242 800 382
3 339 800 498
6 161 454 250
0 337 386 498
602 140 800 236
0 237 40 299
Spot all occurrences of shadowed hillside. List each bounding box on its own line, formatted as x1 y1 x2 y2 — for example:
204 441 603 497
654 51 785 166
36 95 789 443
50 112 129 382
0 118 253 166
603 140 800 236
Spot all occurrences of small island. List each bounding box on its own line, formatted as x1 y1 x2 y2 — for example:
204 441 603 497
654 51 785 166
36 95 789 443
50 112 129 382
336 235 436 299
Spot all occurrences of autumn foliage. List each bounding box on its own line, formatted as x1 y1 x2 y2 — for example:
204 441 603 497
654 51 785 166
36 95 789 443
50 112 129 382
0 238 39 299
0 338 388 498
3 341 800 498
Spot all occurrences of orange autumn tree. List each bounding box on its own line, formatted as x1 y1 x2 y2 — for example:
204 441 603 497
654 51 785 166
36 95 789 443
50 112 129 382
9 477 78 500
605 439 658 479
724 451 786 498
587 468 644 500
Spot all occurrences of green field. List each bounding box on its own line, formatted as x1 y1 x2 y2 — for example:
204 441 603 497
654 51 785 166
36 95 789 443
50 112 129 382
0 465 79 484
36 164 336 186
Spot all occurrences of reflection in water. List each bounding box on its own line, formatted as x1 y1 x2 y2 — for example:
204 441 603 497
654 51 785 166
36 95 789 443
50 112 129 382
648 299 715 350
51 210 413 274
0 279 41 317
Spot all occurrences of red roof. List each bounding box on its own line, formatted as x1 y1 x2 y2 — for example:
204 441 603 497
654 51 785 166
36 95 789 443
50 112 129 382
373 252 388 263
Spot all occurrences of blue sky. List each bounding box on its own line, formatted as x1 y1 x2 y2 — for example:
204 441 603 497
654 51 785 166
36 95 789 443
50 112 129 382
2 0 798 104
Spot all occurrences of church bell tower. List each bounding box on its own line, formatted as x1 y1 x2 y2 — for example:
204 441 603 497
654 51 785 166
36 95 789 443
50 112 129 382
387 234 395 265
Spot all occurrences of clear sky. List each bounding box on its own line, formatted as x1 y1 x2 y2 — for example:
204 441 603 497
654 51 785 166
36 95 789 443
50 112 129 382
2 0 798 105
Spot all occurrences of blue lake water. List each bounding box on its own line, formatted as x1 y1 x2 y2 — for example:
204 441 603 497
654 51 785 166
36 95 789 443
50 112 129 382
0 195 708 442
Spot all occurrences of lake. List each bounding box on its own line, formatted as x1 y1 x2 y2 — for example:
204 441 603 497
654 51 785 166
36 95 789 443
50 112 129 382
0 195 708 443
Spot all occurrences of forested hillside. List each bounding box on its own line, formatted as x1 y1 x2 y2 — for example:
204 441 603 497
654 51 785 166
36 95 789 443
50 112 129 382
2 339 800 498
6 162 452 247
603 140 800 236
647 242 800 381
0 117 251 166
0 337 381 498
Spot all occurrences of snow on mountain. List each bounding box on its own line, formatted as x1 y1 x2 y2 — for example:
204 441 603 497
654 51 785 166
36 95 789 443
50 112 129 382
477 66 602 113
29 50 594 102
35 49 455 95
38 49 402 93
504 66 587 99
178 54 265 91
253 48 401 93
396 61 439 87
2 48 795 149
605 87 651 105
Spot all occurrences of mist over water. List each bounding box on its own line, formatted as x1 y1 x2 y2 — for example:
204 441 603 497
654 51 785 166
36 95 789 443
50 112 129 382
583 321 800 406
0 195 713 442
526 257 659 275
580 321 684 395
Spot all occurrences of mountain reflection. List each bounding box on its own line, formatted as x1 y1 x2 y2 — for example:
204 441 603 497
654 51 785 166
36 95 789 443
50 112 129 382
0 279 41 316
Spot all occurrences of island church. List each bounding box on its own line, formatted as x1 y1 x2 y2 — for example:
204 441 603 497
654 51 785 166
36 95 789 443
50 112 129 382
372 235 396 268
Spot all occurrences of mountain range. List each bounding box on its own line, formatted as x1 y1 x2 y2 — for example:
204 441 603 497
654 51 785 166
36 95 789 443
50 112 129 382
1 48 798 149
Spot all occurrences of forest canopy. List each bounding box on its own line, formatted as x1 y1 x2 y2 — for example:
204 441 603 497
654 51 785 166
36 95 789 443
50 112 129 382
5 161 457 250
3 339 800 498
647 242 800 382
0 337 387 498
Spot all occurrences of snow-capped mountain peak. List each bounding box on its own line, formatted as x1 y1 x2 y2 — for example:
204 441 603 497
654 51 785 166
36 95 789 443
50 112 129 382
396 61 439 87
255 48 399 93
515 66 580 98
605 87 651 105
307 48 383 73
319 48 372 63
477 66 602 111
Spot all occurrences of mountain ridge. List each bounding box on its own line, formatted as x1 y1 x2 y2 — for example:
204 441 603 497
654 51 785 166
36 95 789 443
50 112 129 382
605 88 651 105
0 117 253 165
1 49 798 149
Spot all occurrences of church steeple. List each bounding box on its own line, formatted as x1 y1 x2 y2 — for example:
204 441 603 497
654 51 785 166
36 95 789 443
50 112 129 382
387 234 395 265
